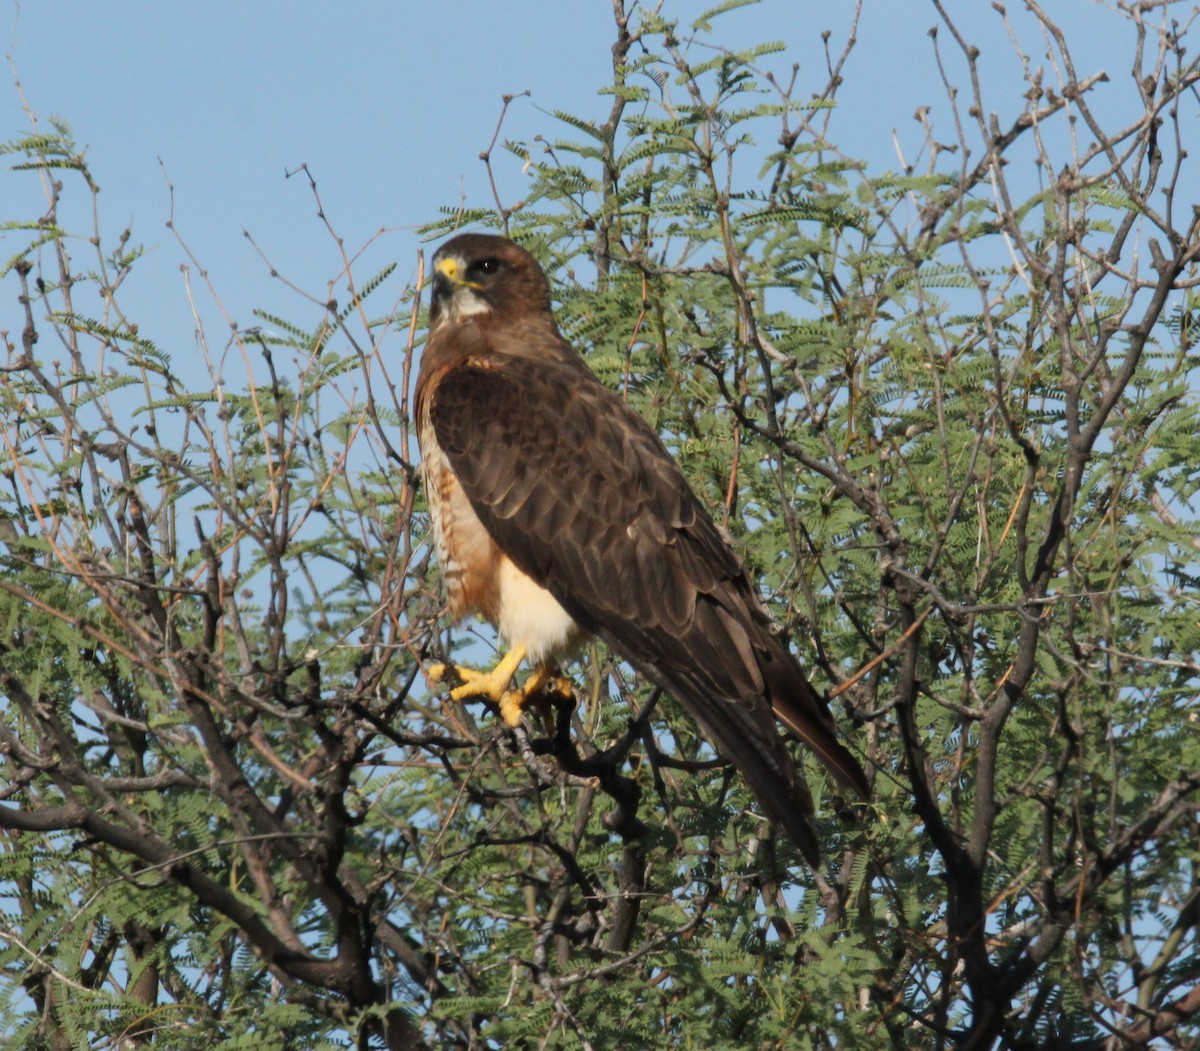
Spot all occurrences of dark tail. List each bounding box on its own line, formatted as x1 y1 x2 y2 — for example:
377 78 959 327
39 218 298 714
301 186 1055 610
765 645 871 801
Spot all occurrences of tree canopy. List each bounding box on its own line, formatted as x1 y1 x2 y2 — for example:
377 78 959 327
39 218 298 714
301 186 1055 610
1 2 1198 1048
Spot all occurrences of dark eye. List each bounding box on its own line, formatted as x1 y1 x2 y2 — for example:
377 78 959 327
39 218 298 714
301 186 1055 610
474 259 501 277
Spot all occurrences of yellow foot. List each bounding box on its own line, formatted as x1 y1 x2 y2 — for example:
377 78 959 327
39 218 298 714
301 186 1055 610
429 645 527 711
428 646 574 727
498 667 574 727
427 660 505 690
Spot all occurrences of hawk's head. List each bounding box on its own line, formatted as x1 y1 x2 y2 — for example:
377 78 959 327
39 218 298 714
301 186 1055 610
429 234 553 329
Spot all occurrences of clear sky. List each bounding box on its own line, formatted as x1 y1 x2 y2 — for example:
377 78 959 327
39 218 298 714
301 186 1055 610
2 1 1136 376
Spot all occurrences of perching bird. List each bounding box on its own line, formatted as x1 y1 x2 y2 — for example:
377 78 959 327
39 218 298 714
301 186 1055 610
415 233 868 865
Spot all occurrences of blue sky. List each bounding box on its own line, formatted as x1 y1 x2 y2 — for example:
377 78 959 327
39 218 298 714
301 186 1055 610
2 0 1138 369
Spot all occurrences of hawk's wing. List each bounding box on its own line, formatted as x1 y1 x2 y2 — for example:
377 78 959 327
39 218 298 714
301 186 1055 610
427 349 866 857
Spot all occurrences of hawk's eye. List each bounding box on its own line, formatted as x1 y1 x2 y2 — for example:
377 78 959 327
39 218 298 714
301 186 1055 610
473 259 501 278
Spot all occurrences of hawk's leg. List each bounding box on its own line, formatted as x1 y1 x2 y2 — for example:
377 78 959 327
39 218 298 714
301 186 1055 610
428 645 572 727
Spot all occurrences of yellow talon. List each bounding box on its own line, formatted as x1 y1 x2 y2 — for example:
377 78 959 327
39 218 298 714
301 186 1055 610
427 660 507 689
430 645 527 707
429 646 573 726
541 675 575 706
498 666 574 726
426 661 454 686
497 689 530 727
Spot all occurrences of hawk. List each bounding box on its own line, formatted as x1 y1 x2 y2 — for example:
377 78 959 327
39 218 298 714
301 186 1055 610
416 233 868 865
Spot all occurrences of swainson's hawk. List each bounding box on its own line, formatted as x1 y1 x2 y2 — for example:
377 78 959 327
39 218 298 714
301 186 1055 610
416 233 868 865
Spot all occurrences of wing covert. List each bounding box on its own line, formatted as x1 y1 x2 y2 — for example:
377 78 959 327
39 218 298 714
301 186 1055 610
428 354 730 638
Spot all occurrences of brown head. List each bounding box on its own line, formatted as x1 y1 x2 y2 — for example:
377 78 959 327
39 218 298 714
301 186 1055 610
428 234 553 331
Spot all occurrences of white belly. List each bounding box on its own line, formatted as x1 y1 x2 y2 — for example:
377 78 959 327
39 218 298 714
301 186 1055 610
496 557 582 665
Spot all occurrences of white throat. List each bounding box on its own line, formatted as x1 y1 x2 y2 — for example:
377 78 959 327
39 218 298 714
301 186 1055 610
442 288 492 321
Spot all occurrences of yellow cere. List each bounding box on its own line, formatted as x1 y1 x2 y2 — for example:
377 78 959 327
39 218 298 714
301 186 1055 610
436 257 481 289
